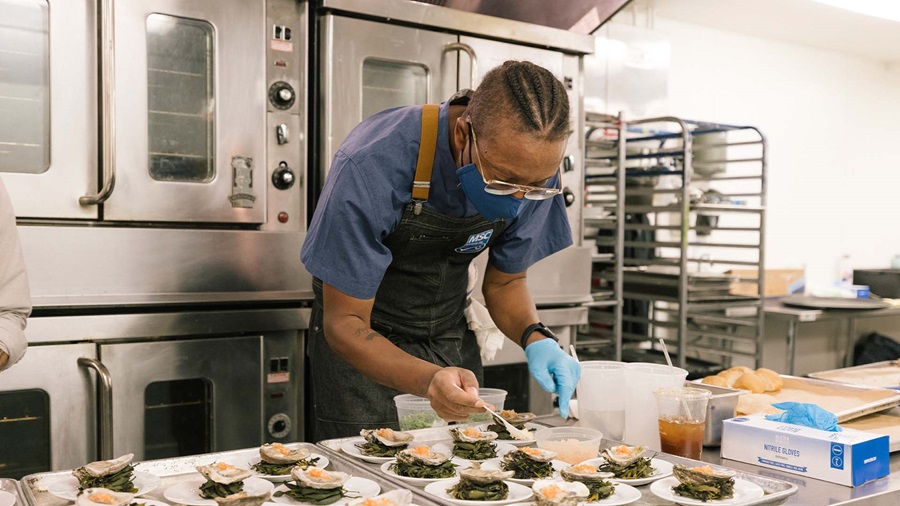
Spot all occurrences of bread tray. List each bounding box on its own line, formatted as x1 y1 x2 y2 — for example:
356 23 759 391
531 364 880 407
319 422 798 505
19 443 445 506
773 375 900 422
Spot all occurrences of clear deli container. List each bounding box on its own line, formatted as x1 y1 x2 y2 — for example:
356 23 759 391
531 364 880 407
394 388 507 430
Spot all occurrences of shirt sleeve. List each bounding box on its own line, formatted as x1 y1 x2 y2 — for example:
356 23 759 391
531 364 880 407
0 179 31 371
488 188 574 274
301 150 400 299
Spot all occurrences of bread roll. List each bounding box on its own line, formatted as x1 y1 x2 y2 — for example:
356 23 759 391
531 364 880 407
701 375 729 388
736 393 782 416
733 372 767 393
755 368 784 391
716 369 743 387
728 366 754 375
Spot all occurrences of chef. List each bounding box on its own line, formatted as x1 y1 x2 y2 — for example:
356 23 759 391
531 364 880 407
0 178 30 372
301 60 580 439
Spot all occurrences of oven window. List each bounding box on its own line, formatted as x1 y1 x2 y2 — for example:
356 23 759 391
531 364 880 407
0 0 50 174
146 14 215 183
0 389 51 479
144 378 212 460
362 58 427 120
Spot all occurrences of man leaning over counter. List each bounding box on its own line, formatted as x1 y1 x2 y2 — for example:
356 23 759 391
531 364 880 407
0 177 30 371
301 61 581 439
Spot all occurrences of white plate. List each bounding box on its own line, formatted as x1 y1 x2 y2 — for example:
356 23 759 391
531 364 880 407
47 471 162 501
586 482 642 506
379 459 470 487
0 491 15 506
475 423 542 447
340 439 411 464
579 457 673 486
431 441 517 462
164 477 275 506
479 458 567 485
272 477 380 506
649 477 764 505
228 453 331 482
133 500 171 506
423 478 532 506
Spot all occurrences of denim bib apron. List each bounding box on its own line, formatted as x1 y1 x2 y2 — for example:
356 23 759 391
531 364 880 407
309 104 506 440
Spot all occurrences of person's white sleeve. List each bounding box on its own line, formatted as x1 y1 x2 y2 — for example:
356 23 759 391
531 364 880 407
0 178 31 371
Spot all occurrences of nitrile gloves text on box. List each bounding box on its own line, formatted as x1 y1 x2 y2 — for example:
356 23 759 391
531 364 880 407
722 417 889 487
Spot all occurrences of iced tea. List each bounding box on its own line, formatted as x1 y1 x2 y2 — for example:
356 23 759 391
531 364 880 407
658 415 705 459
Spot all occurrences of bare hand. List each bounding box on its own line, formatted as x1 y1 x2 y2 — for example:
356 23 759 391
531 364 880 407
0 350 7 369
426 367 492 421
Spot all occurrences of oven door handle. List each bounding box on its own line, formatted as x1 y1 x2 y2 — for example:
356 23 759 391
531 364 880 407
78 357 114 460
443 42 478 90
80 0 116 206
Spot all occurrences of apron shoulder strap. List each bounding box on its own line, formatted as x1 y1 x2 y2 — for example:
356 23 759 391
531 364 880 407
411 104 440 202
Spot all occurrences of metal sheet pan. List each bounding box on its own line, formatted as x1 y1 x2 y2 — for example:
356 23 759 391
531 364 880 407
19 443 445 506
808 360 900 391
318 424 798 506
773 376 900 422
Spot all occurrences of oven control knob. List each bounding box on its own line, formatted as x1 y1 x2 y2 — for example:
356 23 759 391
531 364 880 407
272 162 296 190
562 187 576 207
268 81 295 110
267 413 292 439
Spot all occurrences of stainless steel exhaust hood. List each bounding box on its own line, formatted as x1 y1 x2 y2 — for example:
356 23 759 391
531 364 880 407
414 0 633 33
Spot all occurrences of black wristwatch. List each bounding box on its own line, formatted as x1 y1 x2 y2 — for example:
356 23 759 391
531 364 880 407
520 322 558 349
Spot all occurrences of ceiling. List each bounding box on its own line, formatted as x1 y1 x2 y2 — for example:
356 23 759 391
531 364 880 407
627 0 900 64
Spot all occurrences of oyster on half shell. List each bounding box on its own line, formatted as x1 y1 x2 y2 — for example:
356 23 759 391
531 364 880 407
73 454 134 480
360 428 414 447
560 463 615 484
511 447 556 463
532 480 589 506
673 464 736 487
449 426 498 443
196 463 254 485
458 467 514 485
213 490 271 506
259 443 311 464
347 490 413 506
291 468 350 490
499 410 536 426
75 488 133 506
602 445 650 467
395 445 452 466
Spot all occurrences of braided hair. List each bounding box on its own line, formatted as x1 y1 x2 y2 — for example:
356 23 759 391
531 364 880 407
467 61 571 143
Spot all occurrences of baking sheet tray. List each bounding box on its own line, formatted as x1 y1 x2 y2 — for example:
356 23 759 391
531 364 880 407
318 423 798 506
808 360 900 390
770 376 900 422
19 443 445 506
843 407 900 453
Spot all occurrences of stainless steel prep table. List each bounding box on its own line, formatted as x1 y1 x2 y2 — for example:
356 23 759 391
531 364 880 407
764 300 900 375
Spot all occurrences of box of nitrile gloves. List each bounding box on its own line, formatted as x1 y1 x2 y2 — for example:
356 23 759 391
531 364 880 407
721 417 889 486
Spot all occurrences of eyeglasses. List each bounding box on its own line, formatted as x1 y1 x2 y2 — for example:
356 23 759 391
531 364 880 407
467 120 563 201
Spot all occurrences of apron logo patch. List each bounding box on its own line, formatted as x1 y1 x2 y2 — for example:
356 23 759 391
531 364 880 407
455 230 493 254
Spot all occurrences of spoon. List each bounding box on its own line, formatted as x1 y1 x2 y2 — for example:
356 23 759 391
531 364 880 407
483 406 534 441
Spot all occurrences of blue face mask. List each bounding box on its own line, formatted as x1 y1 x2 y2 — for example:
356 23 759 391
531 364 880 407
456 163 522 222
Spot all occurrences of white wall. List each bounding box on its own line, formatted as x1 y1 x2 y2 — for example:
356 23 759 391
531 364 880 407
615 16 900 287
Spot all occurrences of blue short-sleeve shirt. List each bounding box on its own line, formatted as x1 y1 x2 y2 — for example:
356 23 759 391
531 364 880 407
301 100 572 299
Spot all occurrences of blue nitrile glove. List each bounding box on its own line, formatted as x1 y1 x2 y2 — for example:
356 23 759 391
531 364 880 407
525 338 582 418
765 402 842 432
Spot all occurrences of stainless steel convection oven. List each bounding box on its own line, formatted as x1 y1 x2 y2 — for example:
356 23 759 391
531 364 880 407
0 0 311 478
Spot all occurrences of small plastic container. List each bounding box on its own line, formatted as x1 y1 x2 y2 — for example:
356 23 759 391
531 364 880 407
534 426 604 464
394 388 507 430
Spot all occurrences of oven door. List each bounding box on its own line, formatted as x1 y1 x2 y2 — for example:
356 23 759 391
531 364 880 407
99 336 263 461
0 344 97 478
106 0 266 224
320 14 457 178
0 0 98 219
